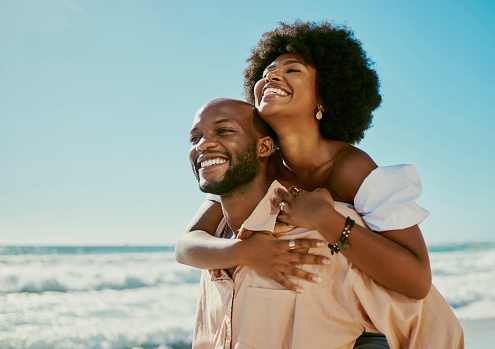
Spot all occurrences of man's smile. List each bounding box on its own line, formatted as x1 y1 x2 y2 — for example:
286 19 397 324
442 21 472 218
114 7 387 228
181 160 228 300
200 157 227 169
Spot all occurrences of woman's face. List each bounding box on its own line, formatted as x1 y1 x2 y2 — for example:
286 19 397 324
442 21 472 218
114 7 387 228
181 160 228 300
254 53 320 119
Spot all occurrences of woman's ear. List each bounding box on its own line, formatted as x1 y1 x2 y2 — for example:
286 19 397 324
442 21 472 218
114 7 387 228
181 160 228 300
257 136 274 158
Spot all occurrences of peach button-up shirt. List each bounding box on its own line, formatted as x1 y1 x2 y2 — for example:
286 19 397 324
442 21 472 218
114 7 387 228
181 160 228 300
193 181 463 349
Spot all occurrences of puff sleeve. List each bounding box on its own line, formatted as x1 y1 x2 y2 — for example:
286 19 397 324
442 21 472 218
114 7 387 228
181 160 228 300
354 165 429 232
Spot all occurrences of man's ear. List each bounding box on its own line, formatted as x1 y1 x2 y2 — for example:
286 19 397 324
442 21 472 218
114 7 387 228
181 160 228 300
257 136 274 158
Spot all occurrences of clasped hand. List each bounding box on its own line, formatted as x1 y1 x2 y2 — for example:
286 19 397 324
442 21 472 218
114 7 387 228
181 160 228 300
237 231 329 292
272 186 335 230
235 186 335 292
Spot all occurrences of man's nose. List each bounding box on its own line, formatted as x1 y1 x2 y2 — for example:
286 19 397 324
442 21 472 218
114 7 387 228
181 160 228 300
195 136 218 151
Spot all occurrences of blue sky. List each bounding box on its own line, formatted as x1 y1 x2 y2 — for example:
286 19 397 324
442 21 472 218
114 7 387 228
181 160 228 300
1 0 494 245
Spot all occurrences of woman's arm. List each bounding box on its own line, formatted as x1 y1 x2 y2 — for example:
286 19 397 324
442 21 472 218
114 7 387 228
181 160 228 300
323 212 430 299
175 200 238 269
274 149 432 299
175 199 331 291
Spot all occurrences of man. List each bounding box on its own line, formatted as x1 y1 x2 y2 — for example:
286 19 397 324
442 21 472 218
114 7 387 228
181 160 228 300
189 97 273 236
188 98 463 349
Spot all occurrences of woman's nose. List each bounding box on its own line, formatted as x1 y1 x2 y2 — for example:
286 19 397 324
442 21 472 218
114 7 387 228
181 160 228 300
265 68 282 81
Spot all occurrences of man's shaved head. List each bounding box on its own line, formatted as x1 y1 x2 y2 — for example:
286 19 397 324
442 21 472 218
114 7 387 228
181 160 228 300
197 98 273 139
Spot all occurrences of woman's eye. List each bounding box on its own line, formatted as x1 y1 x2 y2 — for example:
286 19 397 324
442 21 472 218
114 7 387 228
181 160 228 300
262 69 300 77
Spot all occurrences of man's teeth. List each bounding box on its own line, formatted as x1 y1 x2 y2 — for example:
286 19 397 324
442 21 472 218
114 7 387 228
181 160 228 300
200 158 227 169
264 87 288 96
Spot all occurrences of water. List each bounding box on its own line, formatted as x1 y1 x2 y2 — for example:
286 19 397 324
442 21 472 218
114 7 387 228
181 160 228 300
0 246 200 349
1 243 494 348
428 243 495 320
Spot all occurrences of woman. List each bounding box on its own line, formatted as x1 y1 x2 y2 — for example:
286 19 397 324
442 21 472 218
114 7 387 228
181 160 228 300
177 21 432 347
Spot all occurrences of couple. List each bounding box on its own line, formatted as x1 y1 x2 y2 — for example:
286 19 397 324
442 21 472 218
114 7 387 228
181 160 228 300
177 21 463 348
187 98 462 349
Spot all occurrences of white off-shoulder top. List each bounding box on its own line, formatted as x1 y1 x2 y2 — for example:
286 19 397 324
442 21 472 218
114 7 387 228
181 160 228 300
353 164 429 231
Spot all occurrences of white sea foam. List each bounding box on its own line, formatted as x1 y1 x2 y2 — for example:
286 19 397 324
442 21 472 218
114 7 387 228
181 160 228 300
430 248 495 320
0 248 200 348
2 285 198 348
0 251 200 294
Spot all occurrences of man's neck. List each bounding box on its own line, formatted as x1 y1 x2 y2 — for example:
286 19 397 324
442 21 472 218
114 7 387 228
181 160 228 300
219 175 269 234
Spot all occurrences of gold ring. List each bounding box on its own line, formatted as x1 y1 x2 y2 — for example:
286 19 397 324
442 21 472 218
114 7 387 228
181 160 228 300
289 240 296 250
278 201 288 212
290 187 300 196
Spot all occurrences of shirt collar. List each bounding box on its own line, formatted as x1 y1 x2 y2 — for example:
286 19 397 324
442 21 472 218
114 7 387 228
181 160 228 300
238 180 286 234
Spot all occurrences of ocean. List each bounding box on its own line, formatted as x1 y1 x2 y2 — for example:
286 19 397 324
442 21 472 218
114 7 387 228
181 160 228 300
1 243 494 348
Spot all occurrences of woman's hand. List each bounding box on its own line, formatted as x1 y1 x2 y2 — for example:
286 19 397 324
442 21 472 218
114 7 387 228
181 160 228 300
272 187 335 230
238 221 295 239
236 232 330 293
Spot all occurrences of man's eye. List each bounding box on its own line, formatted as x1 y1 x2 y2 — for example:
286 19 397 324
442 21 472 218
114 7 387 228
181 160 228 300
218 129 233 135
190 136 200 144
287 68 301 73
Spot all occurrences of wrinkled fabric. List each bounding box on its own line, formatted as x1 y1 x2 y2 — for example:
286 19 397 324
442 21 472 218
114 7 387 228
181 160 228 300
353 165 429 231
193 181 463 349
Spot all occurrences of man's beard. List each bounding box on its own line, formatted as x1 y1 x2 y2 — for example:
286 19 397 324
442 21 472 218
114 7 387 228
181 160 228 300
199 143 258 196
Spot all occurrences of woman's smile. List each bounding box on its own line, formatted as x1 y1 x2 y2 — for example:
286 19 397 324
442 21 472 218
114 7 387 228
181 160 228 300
261 83 291 100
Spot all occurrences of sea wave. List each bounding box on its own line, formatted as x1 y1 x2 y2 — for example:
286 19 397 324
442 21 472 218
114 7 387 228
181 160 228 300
430 245 495 320
1 248 200 348
0 269 202 294
427 242 495 253
0 321 193 349
0 249 201 294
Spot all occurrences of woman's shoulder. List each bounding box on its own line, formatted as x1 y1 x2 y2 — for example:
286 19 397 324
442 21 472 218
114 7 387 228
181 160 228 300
328 143 377 203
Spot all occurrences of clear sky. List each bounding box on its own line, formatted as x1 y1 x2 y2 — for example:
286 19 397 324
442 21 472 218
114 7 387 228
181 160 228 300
1 0 494 246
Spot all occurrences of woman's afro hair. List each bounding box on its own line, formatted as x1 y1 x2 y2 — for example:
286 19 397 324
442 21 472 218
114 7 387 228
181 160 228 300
243 21 382 144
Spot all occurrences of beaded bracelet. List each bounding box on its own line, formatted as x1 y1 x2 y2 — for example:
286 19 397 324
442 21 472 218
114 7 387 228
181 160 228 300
328 217 355 255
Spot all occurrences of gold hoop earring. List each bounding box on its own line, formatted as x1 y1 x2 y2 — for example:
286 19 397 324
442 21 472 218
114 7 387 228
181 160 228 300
316 105 324 120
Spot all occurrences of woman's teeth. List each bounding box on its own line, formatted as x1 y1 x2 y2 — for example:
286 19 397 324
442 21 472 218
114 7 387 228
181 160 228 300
264 87 288 96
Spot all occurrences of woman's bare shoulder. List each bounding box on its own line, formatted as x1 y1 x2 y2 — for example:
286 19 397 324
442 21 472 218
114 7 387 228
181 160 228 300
329 144 377 203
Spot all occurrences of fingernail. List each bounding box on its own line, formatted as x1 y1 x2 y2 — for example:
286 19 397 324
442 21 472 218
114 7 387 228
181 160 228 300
287 224 294 228
316 241 324 247
322 258 331 264
296 288 304 294
312 276 322 283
